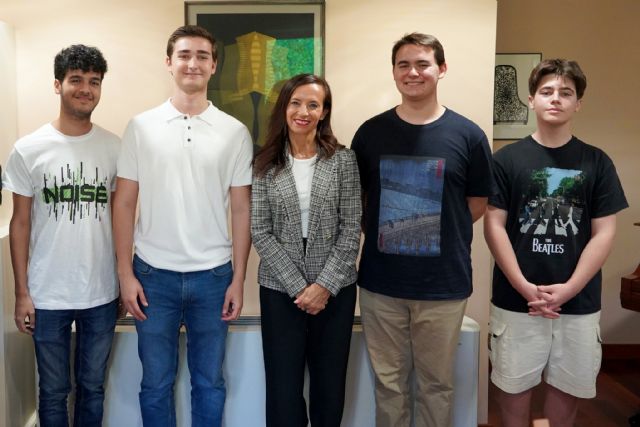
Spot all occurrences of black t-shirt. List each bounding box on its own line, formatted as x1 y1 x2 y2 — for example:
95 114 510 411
490 136 628 314
352 107 495 300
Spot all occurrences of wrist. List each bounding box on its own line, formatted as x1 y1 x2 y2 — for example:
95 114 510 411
15 290 30 298
117 269 135 281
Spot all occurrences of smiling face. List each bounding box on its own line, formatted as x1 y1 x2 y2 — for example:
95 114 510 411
529 74 582 127
166 36 216 94
285 83 327 140
392 44 447 103
55 69 102 120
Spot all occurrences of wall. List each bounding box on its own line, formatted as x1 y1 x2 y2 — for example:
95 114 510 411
0 21 17 225
496 0 640 343
0 0 497 422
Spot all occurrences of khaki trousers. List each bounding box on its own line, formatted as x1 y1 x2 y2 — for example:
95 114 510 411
360 288 467 427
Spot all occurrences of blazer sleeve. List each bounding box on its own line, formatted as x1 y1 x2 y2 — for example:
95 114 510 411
251 171 308 297
315 149 362 295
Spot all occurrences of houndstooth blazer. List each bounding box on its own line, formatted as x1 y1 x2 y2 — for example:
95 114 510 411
251 147 362 298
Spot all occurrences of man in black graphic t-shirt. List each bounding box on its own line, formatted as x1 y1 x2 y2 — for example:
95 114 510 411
352 33 494 427
485 59 628 427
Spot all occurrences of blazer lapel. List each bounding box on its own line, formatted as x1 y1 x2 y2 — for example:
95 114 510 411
273 160 305 245
306 155 335 247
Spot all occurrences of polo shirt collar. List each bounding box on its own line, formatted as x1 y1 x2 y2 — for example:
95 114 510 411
161 99 217 125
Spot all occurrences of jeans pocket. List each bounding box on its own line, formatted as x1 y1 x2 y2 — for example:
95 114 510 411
211 261 233 278
133 255 153 275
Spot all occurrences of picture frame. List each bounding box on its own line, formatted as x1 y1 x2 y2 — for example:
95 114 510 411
185 1 324 149
493 53 542 140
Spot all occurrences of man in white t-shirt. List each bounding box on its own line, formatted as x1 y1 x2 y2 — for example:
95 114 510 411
112 25 252 427
3 44 119 427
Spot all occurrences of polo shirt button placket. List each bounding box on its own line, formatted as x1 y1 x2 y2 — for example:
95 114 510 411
183 116 193 148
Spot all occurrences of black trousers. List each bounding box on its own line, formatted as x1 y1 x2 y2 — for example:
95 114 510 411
260 283 357 427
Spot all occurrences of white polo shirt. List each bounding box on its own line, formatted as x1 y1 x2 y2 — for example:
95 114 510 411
118 100 253 272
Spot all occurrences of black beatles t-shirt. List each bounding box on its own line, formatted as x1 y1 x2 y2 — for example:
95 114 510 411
352 108 495 300
490 136 628 314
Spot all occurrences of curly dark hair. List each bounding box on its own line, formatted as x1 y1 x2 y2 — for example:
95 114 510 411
54 44 107 81
253 74 343 178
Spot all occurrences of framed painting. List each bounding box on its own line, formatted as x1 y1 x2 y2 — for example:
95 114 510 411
186 1 324 149
493 53 542 140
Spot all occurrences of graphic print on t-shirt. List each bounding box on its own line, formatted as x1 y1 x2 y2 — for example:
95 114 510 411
519 167 585 239
378 155 444 256
42 162 110 223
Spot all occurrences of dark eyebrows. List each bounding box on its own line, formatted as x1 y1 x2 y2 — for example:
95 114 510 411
538 84 575 92
395 59 431 66
175 49 212 56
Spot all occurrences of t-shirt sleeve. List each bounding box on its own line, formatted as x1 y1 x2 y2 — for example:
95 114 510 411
230 125 253 187
465 133 496 197
591 152 628 217
488 148 510 210
3 148 34 197
117 120 139 182
350 126 368 191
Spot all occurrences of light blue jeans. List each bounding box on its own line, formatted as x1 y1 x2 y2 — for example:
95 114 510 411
33 299 118 427
133 255 232 427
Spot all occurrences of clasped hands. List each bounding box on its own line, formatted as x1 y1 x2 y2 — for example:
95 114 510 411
294 283 330 315
524 281 576 319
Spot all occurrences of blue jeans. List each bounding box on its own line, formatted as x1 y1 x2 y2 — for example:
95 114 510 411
133 255 232 427
33 299 118 427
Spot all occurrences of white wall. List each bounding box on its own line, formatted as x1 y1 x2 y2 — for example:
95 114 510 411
0 0 497 422
0 20 17 225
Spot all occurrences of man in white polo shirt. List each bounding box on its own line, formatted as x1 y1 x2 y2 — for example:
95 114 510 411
112 25 252 427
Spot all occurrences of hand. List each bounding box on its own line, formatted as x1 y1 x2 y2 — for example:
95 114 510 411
518 282 560 319
222 281 243 321
294 283 330 315
119 274 148 321
528 283 577 315
15 293 35 335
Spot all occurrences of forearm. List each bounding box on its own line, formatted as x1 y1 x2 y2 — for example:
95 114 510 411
112 179 138 279
486 224 530 292
230 196 251 286
251 178 307 296
9 219 30 297
316 222 361 295
316 151 362 294
564 219 616 293
484 207 531 295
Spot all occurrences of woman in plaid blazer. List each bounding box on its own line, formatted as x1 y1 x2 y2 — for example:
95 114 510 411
251 74 361 427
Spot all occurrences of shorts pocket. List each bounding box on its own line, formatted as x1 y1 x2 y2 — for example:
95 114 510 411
489 319 507 371
593 325 603 380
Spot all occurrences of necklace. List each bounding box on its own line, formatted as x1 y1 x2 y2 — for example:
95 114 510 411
292 151 317 160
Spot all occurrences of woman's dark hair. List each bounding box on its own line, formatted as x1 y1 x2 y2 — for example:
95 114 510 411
253 73 343 177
